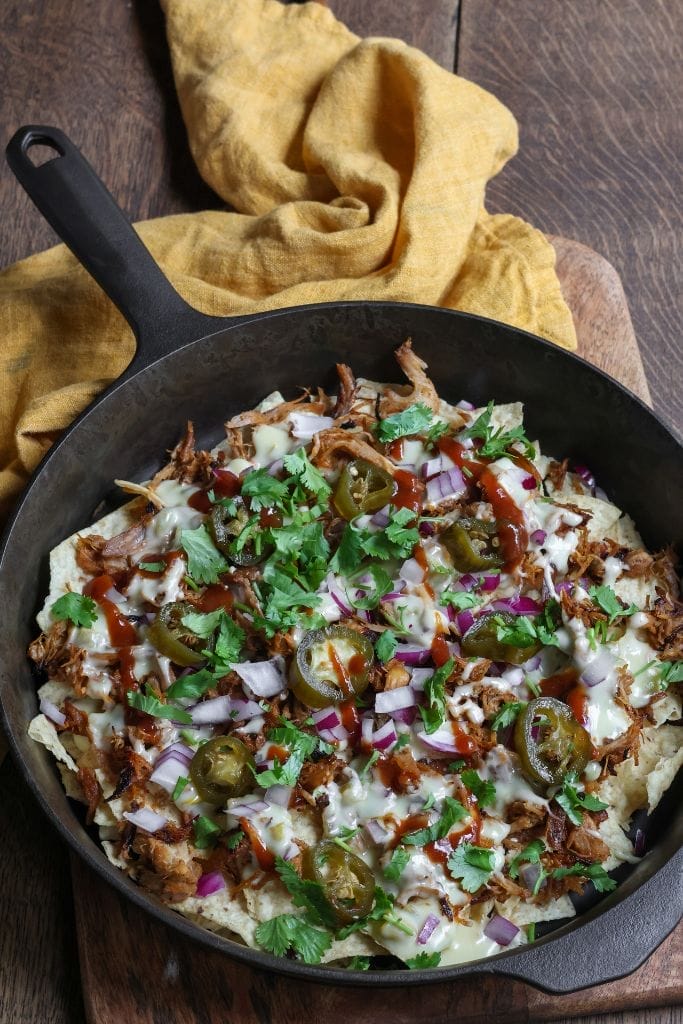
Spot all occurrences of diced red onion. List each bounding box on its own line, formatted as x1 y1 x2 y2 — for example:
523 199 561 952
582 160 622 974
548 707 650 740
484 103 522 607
267 458 284 476
634 828 646 857
522 653 542 671
456 399 475 411
365 818 390 845
491 596 544 615
371 505 391 527
456 610 475 636
239 465 254 478
580 649 616 688
481 574 500 592
289 412 335 440
456 573 478 592
375 686 417 714
233 657 287 699
155 742 194 768
361 714 374 747
393 707 417 725
419 521 435 537
555 580 573 595
501 667 525 687
228 799 269 818
519 862 543 892
123 807 167 833
231 699 264 722
282 842 300 861
265 785 292 807
196 871 225 898
372 719 398 751
484 914 519 946
318 723 350 744
416 727 462 756
312 706 342 731
329 585 352 617
410 667 433 691
39 698 66 727
417 913 440 945
574 464 596 491
522 476 536 491
191 696 261 725
394 645 431 666
530 529 547 545
150 755 191 795
421 456 444 479
400 557 425 584
381 590 406 603
425 467 467 505
104 585 127 606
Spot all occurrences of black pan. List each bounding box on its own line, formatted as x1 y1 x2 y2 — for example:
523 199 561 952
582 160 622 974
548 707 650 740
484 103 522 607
1 125 681 993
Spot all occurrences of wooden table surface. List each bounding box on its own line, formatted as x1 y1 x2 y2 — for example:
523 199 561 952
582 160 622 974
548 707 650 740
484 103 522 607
0 2 680 1023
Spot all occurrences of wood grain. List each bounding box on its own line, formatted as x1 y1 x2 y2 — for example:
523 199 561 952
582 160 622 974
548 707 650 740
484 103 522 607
456 0 682 437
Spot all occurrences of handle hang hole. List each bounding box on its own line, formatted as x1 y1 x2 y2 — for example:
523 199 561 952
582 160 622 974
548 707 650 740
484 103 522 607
24 139 64 167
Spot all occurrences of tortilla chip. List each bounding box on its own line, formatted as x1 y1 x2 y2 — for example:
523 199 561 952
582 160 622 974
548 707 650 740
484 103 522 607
599 808 638 870
497 893 576 926
28 714 77 772
598 723 683 826
613 514 643 550
613 575 658 607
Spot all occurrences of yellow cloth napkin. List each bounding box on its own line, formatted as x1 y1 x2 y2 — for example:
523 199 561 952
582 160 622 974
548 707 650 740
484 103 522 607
0 0 576 522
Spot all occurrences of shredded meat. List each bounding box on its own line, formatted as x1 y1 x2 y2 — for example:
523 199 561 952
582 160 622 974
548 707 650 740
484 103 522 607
27 620 69 667
596 719 641 763
383 658 411 691
298 754 347 792
378 339 442 417
225 426 252 461
75 520 148 577
77 766 101 824
652 546 680 598
622 548 654 578
332 363 357 418
478 685 518 720
151 421 213 486
134 835 202 902
380 746 423 793
59 699 90 737
108 747 153 799
153 821 195 845
202 834 251 885
544 809 569 851
225 392 323 429
559 588 606 629
309 428 396 475
566 825 610 863
545 458 568 492
644 592 683 661
506 799 547 835
519 550 545 591
487 874 525 901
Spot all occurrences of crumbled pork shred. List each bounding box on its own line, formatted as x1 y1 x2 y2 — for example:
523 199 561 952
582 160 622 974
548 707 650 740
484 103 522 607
28 340 682 971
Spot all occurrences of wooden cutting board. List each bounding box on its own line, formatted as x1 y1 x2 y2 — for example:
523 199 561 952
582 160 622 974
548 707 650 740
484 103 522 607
73 237 679 1023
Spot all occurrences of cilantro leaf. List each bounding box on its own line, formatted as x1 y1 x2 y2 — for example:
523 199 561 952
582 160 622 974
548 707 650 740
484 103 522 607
402 796 467 846
180 525 229 585
275 856 337 929
51 592 98 628
240 469 289 511
329 523 364 575
490 701 525 732
383 847 411 881
267 718 333 759
347 956 371 971
555 772 608 826
166 668 215 700
440 590 481 611
252 750 305 789
171 775 189 801
180 608 225 639
460 769 496 809
376 630 398 663
447 843 495 893
193 814 221 849
551 861 616 893
337 886 412 938
425 420 449 449
357 507 421 561
360 750 381 778
588 585 638 624
283 448 332 503
255 914 333 964
405 951 442 969
350 564 393 610
659 661 683 686
508 839 545 880
126 687 192 724
418 658 454 735
225 829 245 850
460 402 535 460
376 403 434 442
448 759 465 773
493 613 538 648
208 614 246 671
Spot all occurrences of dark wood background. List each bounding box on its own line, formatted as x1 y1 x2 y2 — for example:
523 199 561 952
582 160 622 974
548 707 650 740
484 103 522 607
0 1 680 1022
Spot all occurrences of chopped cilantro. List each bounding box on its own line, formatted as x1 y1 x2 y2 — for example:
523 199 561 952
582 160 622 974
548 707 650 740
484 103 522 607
460 402 535 460
283 448 332 503
360 750 381 778
255 913 333 964
394 734 411 751
508 839 545 880
659 661 683 686
346 955 371 971
440 590 481 611
550 861 616 893
422 793 436 811
447 843 495 893
375 629 398 663
448 759 465 773
589 585 638 624
349 564 393 611
193 814 221 849
252 751 305 789
405 951 442 969
51 592 97 628
490 701 525 732
337 886 412 938
267 718 333 759
418 658 454 734
555 772 608 826
329 523 364 575
240 469 289 511
138 560 165 573
201 613 245 675
526 923 536 942
376 402 434 442
403 796 467 846
166 668 215 701
425 419 449 449
171 775 189 801
525 676 541 697
384 847 411 881
338 825 360 840
180 608 224 638
358 506 421 561
274 856 337 928
460 769 496 809
493 614 538 648
224 829 245 850
126 687 192 724
179 525 229 585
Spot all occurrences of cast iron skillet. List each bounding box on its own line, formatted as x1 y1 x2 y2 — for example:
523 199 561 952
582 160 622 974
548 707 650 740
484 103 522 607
1 125 681 993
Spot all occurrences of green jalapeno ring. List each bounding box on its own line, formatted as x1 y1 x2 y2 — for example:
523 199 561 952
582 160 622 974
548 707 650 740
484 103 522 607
208 498 273 567
460 611 541 666
514 696 593 788
333 459 395 520
189 735 255 804
301 840 375 925
147 600 208 667
290 624 374 708
441 517 503 573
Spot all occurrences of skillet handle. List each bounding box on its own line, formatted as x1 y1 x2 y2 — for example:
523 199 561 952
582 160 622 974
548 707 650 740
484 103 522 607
6 125 228 368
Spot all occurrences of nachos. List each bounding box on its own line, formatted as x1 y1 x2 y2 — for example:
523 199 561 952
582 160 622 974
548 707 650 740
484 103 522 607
28 341 682 970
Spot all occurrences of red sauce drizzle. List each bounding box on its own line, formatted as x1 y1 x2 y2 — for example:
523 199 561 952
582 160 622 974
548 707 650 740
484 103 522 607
339 699 361 749
328 642 353 697
188 469 241 512
388 439 405 461
392 469 425 515
540 666 579 699
430 635 451 667
83 575 138 647
198 585 235 613
438 437 528 571
240 817 275 872
566 683 589 728
118 647 137 691
388 812 430 849
450 720 477 756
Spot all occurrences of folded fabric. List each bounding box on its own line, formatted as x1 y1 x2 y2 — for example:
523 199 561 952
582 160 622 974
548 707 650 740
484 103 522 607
0 0 576 521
